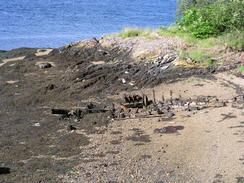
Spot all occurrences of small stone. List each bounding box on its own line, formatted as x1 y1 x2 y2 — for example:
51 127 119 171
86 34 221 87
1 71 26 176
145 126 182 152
38 63 52 69
33 122 40 127
128 82 134 86
121 78 126 84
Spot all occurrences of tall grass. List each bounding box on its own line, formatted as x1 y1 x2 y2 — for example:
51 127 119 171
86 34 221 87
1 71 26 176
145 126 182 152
116 27 154 39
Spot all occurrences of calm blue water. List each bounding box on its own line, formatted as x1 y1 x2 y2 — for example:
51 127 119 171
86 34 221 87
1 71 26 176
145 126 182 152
0 0 176 50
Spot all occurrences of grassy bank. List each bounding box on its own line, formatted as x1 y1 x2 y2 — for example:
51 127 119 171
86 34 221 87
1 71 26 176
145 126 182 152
110 26 242 67
116 0 243 48
111 0 243 68
113 26 243 51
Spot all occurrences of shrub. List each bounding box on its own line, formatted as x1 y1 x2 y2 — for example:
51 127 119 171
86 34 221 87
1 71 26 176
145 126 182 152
177 0 244 38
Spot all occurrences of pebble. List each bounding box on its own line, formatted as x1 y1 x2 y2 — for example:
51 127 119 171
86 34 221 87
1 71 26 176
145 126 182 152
38 63 52 69
33 122 40 127
121 78 126 84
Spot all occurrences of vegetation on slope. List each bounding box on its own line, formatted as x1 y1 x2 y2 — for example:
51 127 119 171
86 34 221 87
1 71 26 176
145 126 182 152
115 0 243 51
111 0 243 68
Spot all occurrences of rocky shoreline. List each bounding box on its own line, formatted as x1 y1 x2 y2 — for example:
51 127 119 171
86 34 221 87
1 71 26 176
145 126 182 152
0 36 243 182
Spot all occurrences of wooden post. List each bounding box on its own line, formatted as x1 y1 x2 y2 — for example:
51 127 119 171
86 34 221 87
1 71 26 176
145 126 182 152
153 89 156 104
162 93 165 102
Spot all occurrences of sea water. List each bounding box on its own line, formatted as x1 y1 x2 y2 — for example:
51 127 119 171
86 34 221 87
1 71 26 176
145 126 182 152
0 0 176 50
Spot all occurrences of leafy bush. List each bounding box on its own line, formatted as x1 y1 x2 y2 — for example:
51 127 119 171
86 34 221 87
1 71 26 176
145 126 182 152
177 0 244 38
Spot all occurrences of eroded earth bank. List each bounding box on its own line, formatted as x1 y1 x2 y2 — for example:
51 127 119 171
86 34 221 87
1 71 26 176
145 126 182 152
0 37 244 183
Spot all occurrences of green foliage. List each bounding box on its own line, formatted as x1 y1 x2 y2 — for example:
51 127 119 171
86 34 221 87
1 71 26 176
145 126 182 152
158 26 217 48
238 66 244 72
176 48 215 67
177 0 244 38
177 0 215 15
157 26 200 44
188 50 206 62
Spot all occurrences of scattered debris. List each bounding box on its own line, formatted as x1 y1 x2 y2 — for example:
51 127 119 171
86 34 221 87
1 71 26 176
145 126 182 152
111 93 233 120
51 103 108 120
52 91 242 125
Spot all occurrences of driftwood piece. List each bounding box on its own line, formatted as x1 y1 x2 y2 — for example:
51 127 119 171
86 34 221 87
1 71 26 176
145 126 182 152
51 104 108 119
143 94 149 107
162 94 165 102
51 109 70 115
123 102 144 108
153 89 156 104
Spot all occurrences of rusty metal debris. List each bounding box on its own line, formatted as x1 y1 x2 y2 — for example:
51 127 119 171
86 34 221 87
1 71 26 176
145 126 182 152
114 92 242 120
52 92 243 123
51 103 108 120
